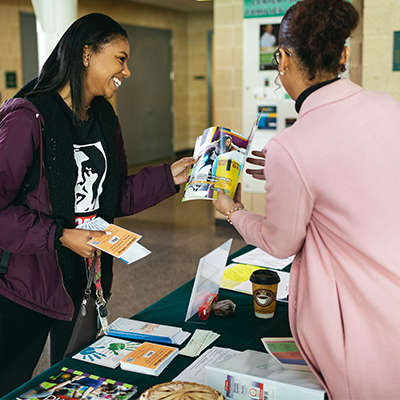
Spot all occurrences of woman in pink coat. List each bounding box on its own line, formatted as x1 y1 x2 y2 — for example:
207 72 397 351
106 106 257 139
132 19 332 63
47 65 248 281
214 1 400 399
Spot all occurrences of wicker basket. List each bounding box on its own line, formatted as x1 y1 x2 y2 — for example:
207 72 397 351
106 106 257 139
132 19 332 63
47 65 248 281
139 381 226 400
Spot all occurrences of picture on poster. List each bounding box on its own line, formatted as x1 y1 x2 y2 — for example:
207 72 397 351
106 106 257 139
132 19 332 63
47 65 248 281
259 23 280 70
257 105 277 130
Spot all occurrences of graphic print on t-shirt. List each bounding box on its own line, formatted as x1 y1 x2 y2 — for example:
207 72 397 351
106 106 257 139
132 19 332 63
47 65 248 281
73 141 107 217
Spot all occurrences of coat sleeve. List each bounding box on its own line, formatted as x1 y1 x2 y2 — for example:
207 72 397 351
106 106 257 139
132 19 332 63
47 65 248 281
232 139 314 258
114 119 179 217
0 109 57 254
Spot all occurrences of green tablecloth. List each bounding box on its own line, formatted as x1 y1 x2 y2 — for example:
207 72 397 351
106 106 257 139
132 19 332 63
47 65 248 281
3 245 292 399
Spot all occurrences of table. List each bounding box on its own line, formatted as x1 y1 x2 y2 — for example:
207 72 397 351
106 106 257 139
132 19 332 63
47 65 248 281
4 245 292 399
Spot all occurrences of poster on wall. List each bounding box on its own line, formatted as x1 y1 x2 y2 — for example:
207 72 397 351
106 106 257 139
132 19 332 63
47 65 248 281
259 23 280 70
258 105 277 130
244 0 298 18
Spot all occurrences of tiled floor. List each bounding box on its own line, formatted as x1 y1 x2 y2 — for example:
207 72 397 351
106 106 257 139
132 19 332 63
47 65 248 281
32 155 246 377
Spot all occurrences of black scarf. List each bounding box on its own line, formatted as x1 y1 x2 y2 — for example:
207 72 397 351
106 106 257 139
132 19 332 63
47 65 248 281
14 80 120 298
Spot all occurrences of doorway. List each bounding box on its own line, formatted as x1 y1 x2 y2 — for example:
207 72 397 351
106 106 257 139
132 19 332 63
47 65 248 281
20 12 39 84
117 25 174 166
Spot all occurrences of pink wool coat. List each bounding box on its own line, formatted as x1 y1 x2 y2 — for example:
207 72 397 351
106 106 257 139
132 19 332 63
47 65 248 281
232 79 400 400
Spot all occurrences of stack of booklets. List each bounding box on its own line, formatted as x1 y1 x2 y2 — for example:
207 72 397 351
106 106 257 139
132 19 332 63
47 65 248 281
16 367 137 400
120 342 179 376
106 317 190 345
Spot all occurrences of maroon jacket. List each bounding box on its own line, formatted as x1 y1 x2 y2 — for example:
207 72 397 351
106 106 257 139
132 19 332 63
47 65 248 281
0 97 178 320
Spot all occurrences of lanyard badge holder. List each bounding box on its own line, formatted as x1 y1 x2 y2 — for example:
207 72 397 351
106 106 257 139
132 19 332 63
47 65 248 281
83 251 109 334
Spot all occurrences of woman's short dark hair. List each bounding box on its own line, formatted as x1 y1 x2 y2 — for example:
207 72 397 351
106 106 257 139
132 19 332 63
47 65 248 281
279 0 359 81
28 13 128 124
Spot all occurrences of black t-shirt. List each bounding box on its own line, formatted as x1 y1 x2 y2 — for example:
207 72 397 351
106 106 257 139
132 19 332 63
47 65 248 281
56 95 108 226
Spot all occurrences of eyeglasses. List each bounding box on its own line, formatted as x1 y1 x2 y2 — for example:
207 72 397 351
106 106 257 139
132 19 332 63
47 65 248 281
272 48 292 69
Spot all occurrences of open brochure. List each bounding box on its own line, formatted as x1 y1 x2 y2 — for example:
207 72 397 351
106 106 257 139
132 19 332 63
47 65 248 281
182 112 263 201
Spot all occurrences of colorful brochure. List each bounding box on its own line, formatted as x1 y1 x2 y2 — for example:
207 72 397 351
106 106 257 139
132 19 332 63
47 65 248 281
16 367 137 400
182 112 262 201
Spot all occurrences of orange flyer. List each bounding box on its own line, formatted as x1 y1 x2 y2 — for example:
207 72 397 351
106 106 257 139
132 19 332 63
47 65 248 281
120 342 179 376
88 224 141 257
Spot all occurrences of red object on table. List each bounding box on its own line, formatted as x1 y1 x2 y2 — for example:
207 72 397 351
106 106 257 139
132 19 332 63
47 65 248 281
198 293 218 320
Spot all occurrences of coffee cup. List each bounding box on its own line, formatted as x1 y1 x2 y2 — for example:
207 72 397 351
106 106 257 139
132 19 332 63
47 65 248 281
250 269 280 319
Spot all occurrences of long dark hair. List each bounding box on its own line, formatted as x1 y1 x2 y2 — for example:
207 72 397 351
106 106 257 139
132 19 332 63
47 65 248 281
280 0 359 81
27 13 128 124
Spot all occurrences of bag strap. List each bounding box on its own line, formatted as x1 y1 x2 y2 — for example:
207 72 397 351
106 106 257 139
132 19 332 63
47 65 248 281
63 253 100 358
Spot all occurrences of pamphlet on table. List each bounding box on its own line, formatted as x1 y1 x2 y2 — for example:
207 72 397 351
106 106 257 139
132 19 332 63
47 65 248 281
120 342 179 376
106 317 191 345
182 112 262 202
77 217 150 264
16 366 137 400
261 337 310 371
72 336 141 369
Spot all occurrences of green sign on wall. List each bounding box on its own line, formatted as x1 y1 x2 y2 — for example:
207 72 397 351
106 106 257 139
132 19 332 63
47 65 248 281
393 32 400 71
5 71 17 89
243 0 298 18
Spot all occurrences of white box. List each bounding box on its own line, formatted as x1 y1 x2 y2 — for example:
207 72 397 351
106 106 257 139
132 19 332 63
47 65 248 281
205 350 327 400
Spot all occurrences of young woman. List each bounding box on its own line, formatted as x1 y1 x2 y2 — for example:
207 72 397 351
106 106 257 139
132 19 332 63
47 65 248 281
214 1 400 399
0 13 194 395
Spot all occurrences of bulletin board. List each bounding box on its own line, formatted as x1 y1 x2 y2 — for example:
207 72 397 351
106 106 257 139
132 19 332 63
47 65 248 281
242 16 297 193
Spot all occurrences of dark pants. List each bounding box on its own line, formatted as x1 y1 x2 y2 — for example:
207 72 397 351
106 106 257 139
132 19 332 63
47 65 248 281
0 294 81 397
